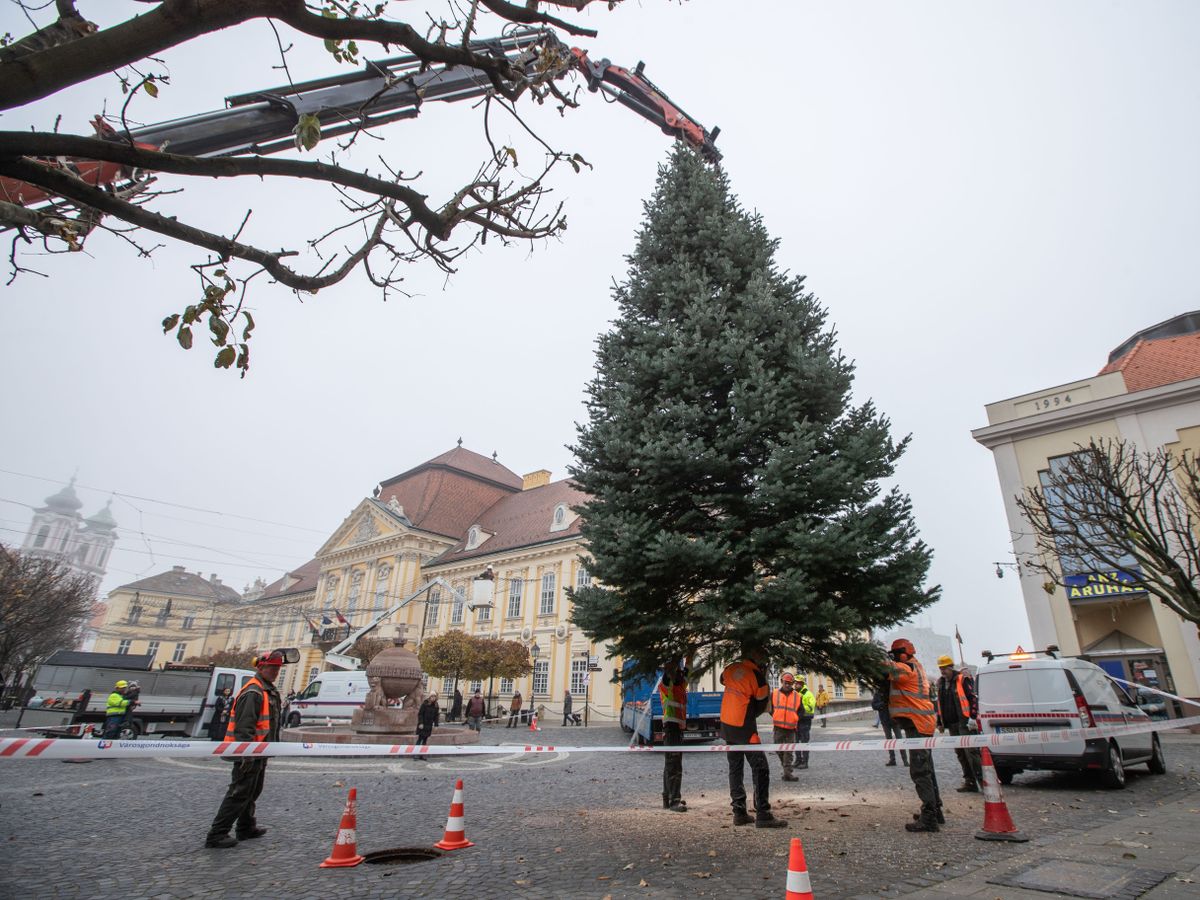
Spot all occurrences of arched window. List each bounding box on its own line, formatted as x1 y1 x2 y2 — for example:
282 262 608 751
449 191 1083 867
425 587 441 626
347 572 362 617
374 567 390 612
34 525 49 548
540 571 556 616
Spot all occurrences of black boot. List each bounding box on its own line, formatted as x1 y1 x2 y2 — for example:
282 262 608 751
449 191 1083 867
732 809 754 826
755 813 787 829
205 834 238 849
905 820 939 833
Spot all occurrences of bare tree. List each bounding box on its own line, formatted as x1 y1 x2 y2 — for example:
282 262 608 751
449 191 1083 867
182 647 260 669
1016 438 1200 631
0 1 713 375
0 544 98 690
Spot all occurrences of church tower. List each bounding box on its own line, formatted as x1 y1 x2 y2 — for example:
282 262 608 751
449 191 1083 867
21 478 117 585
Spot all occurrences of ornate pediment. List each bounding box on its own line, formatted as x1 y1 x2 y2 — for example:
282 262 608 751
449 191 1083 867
317 499 407 557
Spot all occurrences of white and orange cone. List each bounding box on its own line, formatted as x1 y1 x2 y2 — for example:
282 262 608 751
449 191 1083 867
319 787 365 867
975 747 1028 843
528 713 540 732
434 779 475 851
784 837 814 899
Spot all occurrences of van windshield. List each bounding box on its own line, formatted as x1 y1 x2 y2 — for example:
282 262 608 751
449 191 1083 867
978 668 1073 708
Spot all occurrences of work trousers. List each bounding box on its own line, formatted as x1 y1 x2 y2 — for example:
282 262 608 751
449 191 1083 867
662 721 683 806
896 718 939 826
208 759 267 840
772 725 796 775
881 718 908 765
101 715 124 739
796 718 813 767
726 747 771 817
946 719 983 785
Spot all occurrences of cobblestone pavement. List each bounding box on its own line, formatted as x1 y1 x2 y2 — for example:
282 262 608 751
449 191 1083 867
2 721 1198 899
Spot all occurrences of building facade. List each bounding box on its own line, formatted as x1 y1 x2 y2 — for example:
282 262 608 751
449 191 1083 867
973 312 1200 708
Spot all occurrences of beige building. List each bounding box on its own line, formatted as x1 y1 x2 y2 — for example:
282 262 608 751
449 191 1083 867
92 566 243 666
973 312 1200 709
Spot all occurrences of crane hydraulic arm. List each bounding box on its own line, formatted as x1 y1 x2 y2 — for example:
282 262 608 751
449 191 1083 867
0 29 719 207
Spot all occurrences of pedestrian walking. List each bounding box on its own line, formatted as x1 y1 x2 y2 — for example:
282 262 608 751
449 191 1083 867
770 672 802 781
886 637 941 833
719 645 786 828
562 689 574 726
795 679 815 768
204 650 283 848
449 688 463 723
872 678 908 767
507 690 523 728
660 658 689 811
208 687 233 741
416 693 440 745
465 690 485 731
936 655 983 792
815 683 830 727
102 680 131 738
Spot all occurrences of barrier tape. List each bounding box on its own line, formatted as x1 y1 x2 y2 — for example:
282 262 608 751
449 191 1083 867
3 711 1197 761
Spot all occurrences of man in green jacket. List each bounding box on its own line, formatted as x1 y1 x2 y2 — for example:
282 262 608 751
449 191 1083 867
102 680 130 738
795 680 816 769
205 651 283 849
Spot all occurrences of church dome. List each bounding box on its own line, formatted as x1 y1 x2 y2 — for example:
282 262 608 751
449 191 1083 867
44 478 84 513
85 500 117 532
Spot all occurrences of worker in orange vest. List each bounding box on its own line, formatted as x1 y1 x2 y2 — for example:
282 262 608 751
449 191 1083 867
719 646 786 828
886 638 941 833
205 650 283 848
659 657 689 812
770 672 802 781
936 655 983 792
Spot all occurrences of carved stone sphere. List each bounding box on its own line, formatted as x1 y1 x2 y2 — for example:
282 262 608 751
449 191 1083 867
366 641 423 701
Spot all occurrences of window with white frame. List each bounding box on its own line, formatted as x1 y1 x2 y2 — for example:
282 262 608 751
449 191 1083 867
500 677 514 694
307 666 320 686
451 586 464 624
172 642 188 662
117 639 131 655
325 575 338 605
348 572 362 617
181 614 195 630
425 587 441 626
470 680 482 695
575 566 592 589
532 660 549 695
287 620 297 642
834 682 845 699
146 640 160 662
374 567 389 612
506 578 522 618
571 658 588 695
539 571 556 616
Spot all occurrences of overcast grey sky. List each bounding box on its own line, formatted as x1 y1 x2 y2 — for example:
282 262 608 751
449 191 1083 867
3 1 1198 664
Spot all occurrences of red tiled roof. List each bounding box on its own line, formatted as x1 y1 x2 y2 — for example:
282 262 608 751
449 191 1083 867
1098 331 1200 393
427 479 590 567
257 557 321 601
378 446 522 539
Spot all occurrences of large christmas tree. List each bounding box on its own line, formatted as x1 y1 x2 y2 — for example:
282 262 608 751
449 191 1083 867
569 146 938 680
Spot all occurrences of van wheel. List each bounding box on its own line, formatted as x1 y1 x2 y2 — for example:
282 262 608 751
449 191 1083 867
287 711 301 728
117 722 140 741
995 766 1015 786
1148 735 1166 774
1101 741 1126 788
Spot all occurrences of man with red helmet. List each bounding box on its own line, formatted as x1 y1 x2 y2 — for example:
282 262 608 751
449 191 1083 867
205 650 284 849
886 637 941 833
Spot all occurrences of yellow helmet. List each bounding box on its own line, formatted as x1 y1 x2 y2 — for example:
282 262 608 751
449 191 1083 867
936 655 954 668
115 680 128 688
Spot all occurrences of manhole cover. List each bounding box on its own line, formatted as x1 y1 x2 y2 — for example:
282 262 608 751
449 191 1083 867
362 847 444 866
987 858 1171 898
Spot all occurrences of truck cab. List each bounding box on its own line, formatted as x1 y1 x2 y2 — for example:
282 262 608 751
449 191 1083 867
619 663 721 744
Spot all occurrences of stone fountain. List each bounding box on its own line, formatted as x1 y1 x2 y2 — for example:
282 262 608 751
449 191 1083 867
281 629 479 746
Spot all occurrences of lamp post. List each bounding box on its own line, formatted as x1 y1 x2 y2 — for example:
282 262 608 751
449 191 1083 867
576 649 592 727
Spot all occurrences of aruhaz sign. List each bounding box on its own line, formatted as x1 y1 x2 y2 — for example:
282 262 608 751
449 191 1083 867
1063 570 1147 601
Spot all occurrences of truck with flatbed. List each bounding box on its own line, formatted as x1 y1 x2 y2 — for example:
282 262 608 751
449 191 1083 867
19 650 255 739
619 663 722 743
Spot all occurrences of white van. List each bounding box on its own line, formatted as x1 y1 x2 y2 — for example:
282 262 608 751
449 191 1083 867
287 670 369 726
976 647 1164 789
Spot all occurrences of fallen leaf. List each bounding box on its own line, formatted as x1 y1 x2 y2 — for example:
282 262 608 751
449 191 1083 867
623 863 635 870
692 872 711 879
554 846 563 853
1122 853 1137 860
333 780 344 787
514 880 530 886
707 850 717 858
597 875 611 881
639 878 649 887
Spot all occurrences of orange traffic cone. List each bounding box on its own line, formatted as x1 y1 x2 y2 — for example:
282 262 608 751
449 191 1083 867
319 788 365 867
975 748 1028 842
434 779 475 850
528 713 540 732
784 837 814 900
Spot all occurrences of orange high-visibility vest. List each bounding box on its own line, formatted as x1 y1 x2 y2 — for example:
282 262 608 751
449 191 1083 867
224 677 272 742
659 679 687 726
952 672 972 720
771 688 801 729
720 659 768 730
887 659 936 736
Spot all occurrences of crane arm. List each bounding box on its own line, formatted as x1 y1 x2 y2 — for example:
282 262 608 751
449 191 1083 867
1 29 719 208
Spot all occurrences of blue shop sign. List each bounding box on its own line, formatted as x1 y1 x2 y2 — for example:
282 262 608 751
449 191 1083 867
1064 570 1147 601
